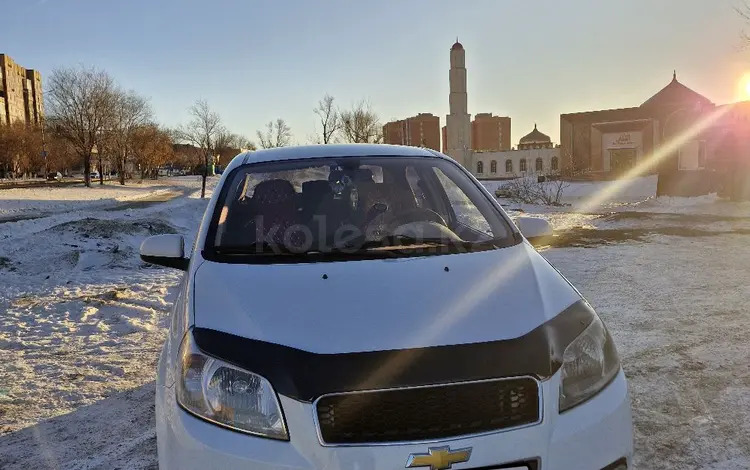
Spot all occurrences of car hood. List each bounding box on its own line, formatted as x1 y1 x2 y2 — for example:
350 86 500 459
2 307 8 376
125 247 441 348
192 243 581 354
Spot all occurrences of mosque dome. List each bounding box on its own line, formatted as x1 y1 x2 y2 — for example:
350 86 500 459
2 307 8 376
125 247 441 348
519 124 551 145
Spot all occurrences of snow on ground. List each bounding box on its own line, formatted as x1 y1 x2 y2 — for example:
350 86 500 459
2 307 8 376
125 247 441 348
2 175 750 469
0 177 217 469
483 174 659 209
545 235 750 469
0 176 208 219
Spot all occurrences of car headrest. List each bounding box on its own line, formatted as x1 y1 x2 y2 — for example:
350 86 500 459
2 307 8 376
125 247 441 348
252 179 296 205
352 168 374 182
302 180 332 196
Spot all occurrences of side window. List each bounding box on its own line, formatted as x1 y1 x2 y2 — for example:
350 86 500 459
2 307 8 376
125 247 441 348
433 168 492 235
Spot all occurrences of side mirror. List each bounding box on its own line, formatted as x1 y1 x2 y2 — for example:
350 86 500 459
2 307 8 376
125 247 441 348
515 216 553 241
140 234 189 271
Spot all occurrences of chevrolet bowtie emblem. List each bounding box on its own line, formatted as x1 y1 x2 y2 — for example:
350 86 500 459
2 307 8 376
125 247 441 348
406 446 473 470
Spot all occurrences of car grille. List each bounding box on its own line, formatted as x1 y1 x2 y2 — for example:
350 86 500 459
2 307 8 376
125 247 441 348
315 377 540 445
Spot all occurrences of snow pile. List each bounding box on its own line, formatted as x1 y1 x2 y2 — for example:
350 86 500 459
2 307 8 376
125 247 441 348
0 179 213 443
629 194 750 217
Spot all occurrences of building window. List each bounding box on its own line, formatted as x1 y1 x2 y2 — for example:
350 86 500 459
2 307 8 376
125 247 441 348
490 160 497 174
535 158 543 172
477 161 484 174
505 159 513 173
551 157 559 171
678 140 705 171
520 159 527 172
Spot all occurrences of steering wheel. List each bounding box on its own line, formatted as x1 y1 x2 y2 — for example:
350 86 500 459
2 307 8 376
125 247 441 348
387 207 448 231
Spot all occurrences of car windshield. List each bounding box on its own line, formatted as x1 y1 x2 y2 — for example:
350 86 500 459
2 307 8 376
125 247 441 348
208 155 514 261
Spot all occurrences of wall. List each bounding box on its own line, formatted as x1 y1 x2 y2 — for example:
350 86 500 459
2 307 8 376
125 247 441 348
383 114 440 151
383 121 404 146
559 107 644 172
0 55 43 126
406 114 440 151
560 116 574 170
471 147 560 179
1 55 28 124
472 114 511 152
601 130 643 171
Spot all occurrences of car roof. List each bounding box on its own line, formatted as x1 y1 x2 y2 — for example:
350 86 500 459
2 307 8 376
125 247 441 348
223 144 450 173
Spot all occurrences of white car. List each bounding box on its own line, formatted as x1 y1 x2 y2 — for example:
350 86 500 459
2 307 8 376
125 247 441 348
141 144 633 470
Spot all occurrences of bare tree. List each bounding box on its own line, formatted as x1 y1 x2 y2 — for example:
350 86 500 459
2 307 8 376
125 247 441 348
0 123 33 178
175 100 224 198
45 130 78 176
131 124 174 179
172 142 202 173
104 89 153 185
314 94 341 144
214 130 255 167
46 66 117 187
256 119 292 149
340 100 382 143
496 169 571 206
215 130 255 153
738 2 750 45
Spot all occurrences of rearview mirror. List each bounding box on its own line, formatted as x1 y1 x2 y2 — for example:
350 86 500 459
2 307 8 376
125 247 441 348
515 217 553 241
140 234 189 271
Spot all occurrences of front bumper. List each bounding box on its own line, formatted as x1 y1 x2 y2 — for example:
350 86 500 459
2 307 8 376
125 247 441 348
156 370 633 470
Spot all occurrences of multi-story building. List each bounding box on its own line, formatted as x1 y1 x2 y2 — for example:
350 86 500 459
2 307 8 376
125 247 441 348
472 113 511 152
382 113 440 151
0 54 44 126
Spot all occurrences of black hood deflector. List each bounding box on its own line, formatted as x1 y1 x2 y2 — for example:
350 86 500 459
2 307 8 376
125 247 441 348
192 300 595 402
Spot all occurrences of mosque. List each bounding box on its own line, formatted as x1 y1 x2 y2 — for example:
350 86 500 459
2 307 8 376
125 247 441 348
444 39 750 197
443 40 560 179
559 71 750 197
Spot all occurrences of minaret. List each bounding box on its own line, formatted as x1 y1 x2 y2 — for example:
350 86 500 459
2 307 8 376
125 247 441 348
446 39 472 167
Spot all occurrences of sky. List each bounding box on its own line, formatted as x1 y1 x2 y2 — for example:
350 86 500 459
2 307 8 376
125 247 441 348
2 0 750 147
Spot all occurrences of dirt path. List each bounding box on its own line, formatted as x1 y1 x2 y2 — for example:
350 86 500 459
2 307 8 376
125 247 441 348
0 188 188 225
102 189 190 212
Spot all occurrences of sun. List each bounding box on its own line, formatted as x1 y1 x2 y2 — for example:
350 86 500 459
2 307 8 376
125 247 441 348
734 74 750 101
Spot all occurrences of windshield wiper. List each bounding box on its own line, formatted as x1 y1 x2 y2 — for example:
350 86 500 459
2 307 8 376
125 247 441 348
214 242 301 255
214 236 503 257
331 235 497 252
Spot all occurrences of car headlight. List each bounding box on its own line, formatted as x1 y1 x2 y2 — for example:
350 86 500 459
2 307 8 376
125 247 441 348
559 314 620 413
176 330 288 440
